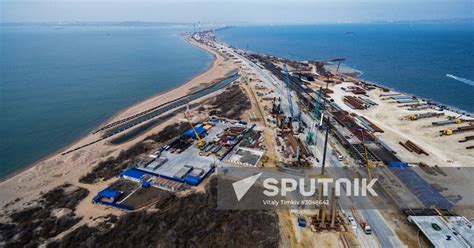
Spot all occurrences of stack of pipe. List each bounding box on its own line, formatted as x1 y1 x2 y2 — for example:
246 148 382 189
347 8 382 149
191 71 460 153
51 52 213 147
399 140 429 155
343 96 365 109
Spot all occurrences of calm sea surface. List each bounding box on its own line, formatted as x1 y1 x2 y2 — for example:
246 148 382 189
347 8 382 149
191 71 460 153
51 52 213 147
1 23 473 178
217 23 474 112
0 25 212 177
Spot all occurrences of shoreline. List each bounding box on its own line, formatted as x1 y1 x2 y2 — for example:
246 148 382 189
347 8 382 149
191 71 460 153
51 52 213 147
324 63 474 117
98 34 217 129
216 33 473 116
0 35 218 184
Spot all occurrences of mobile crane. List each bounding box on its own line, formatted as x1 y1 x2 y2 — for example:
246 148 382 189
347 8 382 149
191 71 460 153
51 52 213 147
184 100 205 147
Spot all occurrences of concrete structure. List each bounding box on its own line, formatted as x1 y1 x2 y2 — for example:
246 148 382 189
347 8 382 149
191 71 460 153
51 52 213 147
227 147 265 167
408 215 471 248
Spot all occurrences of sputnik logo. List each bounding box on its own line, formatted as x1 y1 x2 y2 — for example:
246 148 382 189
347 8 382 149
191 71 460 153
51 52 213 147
232 173 263 201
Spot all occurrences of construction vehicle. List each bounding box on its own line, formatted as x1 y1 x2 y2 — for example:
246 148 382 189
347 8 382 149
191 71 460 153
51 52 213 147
184 101 205 147
360 221 372 234
351 207 372 234
442 124 474 136
433 118 462 126
443 129 454 135
297 215 307 228
450 117 462 124
184 98 192 119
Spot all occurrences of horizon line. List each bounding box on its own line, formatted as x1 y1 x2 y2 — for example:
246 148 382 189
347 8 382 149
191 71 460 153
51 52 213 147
1 17 473 26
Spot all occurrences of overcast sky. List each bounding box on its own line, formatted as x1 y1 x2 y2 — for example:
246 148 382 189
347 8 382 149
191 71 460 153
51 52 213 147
1 0 473 24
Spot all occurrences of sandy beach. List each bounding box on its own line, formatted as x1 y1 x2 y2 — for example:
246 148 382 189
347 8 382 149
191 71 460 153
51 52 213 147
0 35 236 224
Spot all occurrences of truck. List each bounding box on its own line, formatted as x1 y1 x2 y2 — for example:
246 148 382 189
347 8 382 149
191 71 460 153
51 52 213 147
351 207 372 234
360 222 372 234
297 216 307 228
332 149 344 161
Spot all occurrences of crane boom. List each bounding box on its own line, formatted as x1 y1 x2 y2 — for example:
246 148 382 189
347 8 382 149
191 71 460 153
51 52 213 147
359 129 372 181
188 121 204 147
306 87 323 144
184 100 204 147
283 64 297 121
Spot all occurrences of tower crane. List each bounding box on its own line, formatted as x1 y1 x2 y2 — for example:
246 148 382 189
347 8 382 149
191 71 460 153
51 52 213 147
306 87 323 144
359 129 374 181
283 64 299 121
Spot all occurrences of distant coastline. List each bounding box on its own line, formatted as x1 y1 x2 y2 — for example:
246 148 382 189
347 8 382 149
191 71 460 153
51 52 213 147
1 18 473 27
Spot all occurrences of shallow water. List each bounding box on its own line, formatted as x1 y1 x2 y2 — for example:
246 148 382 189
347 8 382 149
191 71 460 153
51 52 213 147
0 25 212 177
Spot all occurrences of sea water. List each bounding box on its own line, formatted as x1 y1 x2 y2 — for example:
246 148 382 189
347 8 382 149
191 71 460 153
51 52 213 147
217 23 474 112
0 24 212 177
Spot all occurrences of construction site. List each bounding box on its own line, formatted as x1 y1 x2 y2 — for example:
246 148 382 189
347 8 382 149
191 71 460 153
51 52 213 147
92 113 267 210
198 30 474 247
62 30 474 248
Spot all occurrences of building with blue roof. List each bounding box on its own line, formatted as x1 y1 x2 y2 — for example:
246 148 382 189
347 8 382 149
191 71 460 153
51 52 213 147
93 189 123 203
183 175 201 186
120 168 146 182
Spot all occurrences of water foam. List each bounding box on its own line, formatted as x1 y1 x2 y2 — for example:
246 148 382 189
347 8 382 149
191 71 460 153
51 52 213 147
446 74 474 86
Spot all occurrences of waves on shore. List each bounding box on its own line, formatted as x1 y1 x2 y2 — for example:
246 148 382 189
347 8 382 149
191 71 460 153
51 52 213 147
446 74 474 87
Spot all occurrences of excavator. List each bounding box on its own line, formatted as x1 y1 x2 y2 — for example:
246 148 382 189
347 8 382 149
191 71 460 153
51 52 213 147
442 114 464 135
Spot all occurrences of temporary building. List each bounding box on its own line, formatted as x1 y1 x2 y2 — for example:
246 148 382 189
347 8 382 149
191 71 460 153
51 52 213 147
184 175 201 186
121 168 146 182
94 189 123 203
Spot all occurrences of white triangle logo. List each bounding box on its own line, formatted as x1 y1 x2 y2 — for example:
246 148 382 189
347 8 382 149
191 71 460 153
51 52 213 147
232 173 263 201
